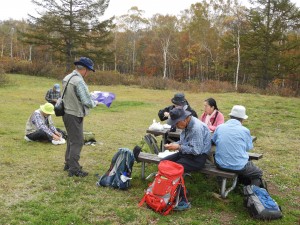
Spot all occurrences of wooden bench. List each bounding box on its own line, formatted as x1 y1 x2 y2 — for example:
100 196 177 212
137 151 263 199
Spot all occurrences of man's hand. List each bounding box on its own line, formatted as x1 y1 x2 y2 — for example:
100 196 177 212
52 134 61 141
164 112 170 118
164 143 180 151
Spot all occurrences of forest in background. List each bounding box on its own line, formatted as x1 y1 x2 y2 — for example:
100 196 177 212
0 0 299 96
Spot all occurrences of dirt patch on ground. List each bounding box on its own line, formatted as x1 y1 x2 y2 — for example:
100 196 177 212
267 182 281 196
218 211 236 224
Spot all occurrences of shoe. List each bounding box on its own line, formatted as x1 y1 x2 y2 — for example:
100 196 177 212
24 136 33 142
52 138 66 145
64 164 82 171
63 164 69 171
68 170 88 177
173 201 191 211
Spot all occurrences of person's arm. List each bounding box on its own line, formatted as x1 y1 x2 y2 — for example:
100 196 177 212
245 129 254 152
158 106 172 121
48 116 58 134
76 80 96 108
45 90 51 102
32 112 54 137
209 112 225 132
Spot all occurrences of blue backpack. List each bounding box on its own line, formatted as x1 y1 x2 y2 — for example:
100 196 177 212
97 148 135 190
244 185 282 220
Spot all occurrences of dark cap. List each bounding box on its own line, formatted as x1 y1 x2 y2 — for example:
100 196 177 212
74 57 95 72
167 107 191 126
171 93 186 106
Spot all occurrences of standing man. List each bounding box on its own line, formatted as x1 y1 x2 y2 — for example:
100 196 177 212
163 107 211 210
212 105 264 187
45 84 61 106
62 57 98 177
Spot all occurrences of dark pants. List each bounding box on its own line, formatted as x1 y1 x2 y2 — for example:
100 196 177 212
216 161 263 186
63 113 84 173
26 128 66 142
162 152 208 173
26 129 52 142
162 152 208 203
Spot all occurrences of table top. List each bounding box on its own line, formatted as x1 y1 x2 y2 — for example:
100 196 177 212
146 128 181 137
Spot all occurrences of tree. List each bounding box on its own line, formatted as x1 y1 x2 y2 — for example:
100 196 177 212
187 2 220 81
246 0 300 88
22 0 114 71
117 7 149 74
211 0 249 89
150 14 178 79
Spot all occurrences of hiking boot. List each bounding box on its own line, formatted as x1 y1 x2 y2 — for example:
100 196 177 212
64 164 82 171
68 170 88 177
173 201 191 211
63 164 69 171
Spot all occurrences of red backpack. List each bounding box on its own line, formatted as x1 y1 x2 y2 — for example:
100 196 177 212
138 160 187 215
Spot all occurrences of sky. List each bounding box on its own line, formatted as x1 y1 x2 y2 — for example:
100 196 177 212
0 0 299 21
0 0 240 21
0 0 203 21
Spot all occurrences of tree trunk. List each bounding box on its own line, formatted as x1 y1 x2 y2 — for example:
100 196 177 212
235 30 240 91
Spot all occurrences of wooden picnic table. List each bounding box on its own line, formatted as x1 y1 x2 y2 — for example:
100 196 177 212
146 128 262 160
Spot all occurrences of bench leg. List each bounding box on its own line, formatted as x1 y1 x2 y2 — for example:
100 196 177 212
220 176 238 199
141 162 145 179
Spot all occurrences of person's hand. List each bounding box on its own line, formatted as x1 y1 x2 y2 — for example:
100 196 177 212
55 131 62 137
164 143 180 151
94 100 100 106
52 134 61 141
164 112 170 118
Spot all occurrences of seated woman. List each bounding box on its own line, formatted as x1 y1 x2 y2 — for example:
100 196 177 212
200 98 224 132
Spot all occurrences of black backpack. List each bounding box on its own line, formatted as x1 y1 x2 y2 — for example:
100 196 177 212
244 185 282 220
96 148 135 190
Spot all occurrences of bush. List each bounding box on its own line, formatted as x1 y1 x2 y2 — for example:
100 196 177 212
0 73 10 87
2 58 299 97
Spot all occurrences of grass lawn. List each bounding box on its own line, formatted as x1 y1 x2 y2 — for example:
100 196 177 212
0 74 299 225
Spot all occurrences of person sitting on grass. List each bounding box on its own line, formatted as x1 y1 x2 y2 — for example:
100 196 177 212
162 107 211 210
212 105 265 188
24 102 66 145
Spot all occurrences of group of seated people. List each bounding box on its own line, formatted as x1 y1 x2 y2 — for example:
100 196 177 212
158 93 264 210
24 84 66 145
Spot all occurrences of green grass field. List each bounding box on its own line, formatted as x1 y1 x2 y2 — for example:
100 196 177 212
0 74 299 225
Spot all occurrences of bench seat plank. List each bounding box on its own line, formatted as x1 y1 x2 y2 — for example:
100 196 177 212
137 152 238 198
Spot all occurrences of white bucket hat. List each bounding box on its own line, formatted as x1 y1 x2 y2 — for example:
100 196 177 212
229 105 248 119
